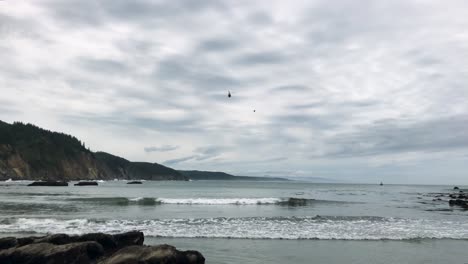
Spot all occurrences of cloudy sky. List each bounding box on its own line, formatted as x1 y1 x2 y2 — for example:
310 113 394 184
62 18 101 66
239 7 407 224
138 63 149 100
1 0 468 184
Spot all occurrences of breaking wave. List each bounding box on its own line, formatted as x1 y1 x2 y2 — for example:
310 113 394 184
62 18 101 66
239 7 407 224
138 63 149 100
66 197 332 206
1 216 467 240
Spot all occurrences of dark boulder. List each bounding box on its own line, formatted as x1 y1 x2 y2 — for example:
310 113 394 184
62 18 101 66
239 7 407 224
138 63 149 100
0 241 104 264
74 181 98 186
453 186 459 190
34 233 75 245
127 181 143 184
76 233 117 250
449 199 468 208
28 181 68 187
0 237 17 250
0 232 203 264
16 237 37 247
113 231 144 247
100 244 205 264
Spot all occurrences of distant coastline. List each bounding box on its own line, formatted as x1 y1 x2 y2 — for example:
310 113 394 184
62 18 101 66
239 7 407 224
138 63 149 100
178 170 289 181
0 120 289 182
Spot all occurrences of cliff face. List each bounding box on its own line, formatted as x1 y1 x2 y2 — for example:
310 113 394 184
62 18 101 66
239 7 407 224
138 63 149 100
0 121 186 181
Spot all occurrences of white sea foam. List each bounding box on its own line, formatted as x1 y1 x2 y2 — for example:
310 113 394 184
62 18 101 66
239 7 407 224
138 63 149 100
155 198 283 205
1 216 467 240
1 179 33 183
129 197 144 202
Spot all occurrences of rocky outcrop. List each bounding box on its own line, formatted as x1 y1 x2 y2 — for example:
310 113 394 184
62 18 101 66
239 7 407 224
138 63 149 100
28 181 68 186
0 232 204 264
74 181 98 186
449 199 468 208
101 245 205 264
127 181 143 184
426 189 467 209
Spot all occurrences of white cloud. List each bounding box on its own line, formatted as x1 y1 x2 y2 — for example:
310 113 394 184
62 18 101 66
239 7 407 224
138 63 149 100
1 0 468 184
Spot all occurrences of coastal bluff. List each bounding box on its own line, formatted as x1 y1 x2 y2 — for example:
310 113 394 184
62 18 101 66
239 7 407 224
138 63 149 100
0 231 204 264
0 121 187 181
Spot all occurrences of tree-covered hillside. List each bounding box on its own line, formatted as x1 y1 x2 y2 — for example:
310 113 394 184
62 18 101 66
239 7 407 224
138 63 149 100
0 120 185 181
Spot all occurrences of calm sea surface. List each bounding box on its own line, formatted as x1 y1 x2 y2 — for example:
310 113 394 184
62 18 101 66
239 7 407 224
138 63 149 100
1 180 467 263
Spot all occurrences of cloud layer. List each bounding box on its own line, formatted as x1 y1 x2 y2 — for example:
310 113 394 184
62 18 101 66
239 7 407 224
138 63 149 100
1 0 468 184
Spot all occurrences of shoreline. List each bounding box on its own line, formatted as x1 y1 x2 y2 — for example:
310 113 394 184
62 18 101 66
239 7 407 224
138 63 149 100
146 237 468 264
2 232 467 264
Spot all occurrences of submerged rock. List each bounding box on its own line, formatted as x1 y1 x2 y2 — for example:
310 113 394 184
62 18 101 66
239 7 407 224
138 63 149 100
449 199 468 208
453 186 459 190
0 232 204 264
28 181 68 186
127 181 143 184
74 181 98 186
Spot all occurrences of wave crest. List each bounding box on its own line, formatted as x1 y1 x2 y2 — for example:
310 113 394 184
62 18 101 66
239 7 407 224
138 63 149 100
1 216 467 240
67 197 321 206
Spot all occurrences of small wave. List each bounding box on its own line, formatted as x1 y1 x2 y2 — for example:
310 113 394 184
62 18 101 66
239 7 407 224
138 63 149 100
69 197 159 206
128 197 159 206
67 197 325 206
1 179 33 184
1 216 467 240
156 198 284 205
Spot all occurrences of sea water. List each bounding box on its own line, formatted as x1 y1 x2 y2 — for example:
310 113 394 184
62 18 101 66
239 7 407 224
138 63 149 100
0 181 467 263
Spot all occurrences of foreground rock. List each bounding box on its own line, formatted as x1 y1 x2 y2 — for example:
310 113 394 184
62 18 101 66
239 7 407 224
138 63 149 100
74 181 99 186
0 231 204 264
28 181 68 186
101 245 205 264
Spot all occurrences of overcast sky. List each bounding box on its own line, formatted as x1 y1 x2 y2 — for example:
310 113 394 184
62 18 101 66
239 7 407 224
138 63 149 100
1 0 468 184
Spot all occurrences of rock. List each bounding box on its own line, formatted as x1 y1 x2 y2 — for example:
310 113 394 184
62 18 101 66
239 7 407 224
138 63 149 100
76 233 117 250
113 231 144 247
34 233 75 245
0 232 204 264
0 241 104 264
449 199 468 208
100 244 205 264
28 181 68 186
127 181 143 184
74 181 98 186
0 237 17 250
454 186 459 190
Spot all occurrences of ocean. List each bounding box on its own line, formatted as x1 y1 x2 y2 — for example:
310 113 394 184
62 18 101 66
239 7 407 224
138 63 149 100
0 180 467 263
